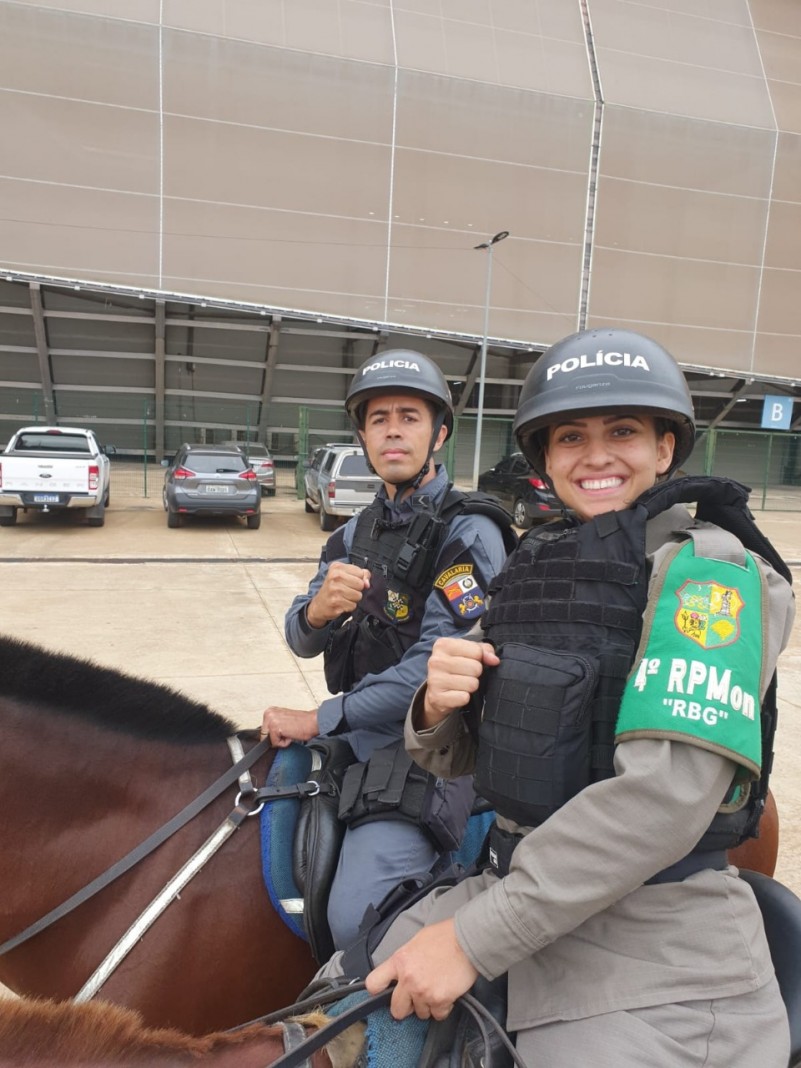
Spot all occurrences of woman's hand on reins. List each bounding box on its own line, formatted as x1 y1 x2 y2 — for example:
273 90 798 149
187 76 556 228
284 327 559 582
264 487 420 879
365 918 479 1022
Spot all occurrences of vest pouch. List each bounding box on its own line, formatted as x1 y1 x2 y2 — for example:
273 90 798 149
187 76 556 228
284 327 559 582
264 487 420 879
323 618 359 694
325 614 409 694
474 642 598 827
349 614 408 687
338 739 475 852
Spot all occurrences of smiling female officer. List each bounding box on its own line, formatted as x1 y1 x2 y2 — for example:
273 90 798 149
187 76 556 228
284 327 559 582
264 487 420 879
347 329 796 1068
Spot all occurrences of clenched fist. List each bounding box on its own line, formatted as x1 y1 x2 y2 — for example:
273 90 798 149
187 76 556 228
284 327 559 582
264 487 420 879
306 561 370 628
421 637 499 728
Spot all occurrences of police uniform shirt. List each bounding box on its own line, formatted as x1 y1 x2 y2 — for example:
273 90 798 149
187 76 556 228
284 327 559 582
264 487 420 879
285 465 510 762
404 504 795 1030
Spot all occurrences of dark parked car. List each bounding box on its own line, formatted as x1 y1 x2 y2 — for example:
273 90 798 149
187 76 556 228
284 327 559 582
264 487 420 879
162 444 261 529
478 452 561 528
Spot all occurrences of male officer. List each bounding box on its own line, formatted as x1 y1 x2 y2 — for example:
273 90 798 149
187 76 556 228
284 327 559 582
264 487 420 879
261 350 511 950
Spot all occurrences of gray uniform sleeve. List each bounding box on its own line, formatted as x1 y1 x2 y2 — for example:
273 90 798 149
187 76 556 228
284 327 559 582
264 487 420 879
405 690 478 778
453 738 736 978
284 541 344 660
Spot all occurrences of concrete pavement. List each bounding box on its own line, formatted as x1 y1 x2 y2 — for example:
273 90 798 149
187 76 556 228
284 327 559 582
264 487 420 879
1 489 800 903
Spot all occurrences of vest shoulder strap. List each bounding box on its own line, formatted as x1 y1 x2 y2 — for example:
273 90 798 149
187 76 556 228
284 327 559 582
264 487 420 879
439 488 518 554
637 475 792 585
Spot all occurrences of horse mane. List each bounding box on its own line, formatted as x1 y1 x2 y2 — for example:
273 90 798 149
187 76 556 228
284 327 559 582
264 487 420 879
0 635 236 743
0 999 361 1066
0 997 221 1059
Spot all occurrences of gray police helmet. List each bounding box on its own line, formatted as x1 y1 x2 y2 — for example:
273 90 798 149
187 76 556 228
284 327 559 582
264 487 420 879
514 328 696 475
345 350 454 438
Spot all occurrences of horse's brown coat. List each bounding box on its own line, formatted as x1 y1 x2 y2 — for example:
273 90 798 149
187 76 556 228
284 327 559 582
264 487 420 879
0 997 363 1067
0 637 317 1035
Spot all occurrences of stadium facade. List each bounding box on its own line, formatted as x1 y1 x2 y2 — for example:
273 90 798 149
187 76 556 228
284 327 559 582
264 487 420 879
0 0 799 480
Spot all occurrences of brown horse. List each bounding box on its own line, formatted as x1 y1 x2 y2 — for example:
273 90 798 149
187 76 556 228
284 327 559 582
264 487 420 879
0 636 780 1039
0 996 364 1067
0 635 317 1035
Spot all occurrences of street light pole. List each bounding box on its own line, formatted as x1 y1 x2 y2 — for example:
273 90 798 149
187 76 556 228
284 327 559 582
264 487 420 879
471 230 509 490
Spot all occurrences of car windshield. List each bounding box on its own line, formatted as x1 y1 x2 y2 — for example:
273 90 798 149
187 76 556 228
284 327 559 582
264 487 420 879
339 454 370 476
15 433 91 453
244 444 269 457
185 453 247 474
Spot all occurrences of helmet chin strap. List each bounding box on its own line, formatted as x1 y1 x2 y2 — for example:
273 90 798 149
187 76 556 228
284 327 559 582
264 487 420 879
355 409 447 502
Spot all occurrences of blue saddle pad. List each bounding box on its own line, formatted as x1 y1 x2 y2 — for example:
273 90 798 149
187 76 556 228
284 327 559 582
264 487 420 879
328 990 428 1068
452 807 493 870
260 745 494 945
259 743 313 942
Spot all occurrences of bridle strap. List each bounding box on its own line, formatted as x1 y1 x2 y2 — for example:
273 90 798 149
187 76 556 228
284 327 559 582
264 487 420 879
0 734 272 957
253 984 527 1068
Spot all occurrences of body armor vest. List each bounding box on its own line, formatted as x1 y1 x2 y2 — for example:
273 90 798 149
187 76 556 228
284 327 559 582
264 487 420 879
474 476 790 851
323 488 516 695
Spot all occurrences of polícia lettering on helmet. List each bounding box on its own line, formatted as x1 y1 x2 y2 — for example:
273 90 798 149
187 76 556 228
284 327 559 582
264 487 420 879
546 350 650 381
361 358 421 376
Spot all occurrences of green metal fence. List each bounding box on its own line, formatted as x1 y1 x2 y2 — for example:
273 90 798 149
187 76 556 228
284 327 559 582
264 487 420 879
3 389 801 511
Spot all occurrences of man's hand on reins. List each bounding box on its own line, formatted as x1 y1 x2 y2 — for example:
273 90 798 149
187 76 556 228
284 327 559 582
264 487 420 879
365 918 479 1022
260 707 319 748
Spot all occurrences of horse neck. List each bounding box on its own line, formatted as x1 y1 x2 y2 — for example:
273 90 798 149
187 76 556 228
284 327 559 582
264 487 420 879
2 693 227 799
0 999 355 1067
0 694 231 899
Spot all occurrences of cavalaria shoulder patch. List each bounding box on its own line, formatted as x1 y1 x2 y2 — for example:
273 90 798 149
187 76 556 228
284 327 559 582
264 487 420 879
434 563 486 619
674 579 744 649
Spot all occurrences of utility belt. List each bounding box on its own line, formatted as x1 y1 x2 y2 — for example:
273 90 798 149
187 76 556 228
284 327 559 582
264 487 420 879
487 822 728 883
337 739 474 853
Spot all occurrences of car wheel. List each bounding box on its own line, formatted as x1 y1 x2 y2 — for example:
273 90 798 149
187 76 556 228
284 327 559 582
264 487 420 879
319 505 338 532
0 508 17 526
513 498 532 529
167 508 182 528
246 512 261 529
266 488 276 497
305 498 314 513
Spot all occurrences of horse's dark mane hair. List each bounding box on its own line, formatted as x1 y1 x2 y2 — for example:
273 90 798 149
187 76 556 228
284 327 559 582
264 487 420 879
0 636 237 742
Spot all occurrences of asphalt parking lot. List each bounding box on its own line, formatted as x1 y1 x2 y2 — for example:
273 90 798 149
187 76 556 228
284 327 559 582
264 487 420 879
1 488 800 906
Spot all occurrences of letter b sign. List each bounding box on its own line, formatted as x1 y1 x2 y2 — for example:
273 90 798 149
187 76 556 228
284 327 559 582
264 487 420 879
761 395 793 430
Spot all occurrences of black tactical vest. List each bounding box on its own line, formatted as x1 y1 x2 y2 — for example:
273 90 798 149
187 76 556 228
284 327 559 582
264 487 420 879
323 488 516 695
474 476 790 850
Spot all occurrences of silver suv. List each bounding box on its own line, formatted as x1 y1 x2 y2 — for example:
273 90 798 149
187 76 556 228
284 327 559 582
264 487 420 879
163 444 261 529
304 443 380 531
221 441 276 496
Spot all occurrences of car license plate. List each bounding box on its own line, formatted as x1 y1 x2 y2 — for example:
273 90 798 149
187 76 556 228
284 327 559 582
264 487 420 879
203 484 231 494
33 494 60 503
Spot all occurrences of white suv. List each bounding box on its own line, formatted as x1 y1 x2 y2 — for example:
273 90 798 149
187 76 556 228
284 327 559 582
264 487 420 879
304 443 380 531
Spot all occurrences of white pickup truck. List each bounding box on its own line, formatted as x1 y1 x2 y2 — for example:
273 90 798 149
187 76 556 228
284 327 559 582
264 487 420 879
0 426 114 527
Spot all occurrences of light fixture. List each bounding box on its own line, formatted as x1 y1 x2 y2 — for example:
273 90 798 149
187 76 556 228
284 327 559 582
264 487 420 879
471 231 510 491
